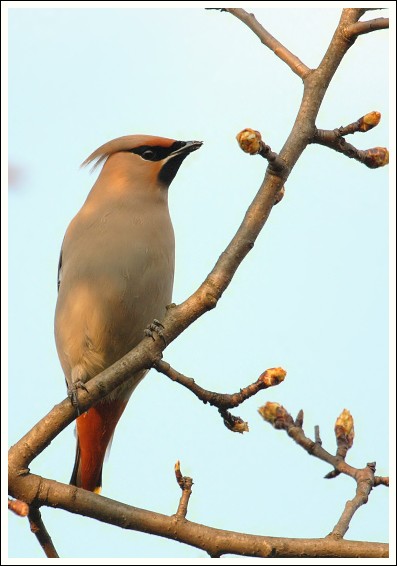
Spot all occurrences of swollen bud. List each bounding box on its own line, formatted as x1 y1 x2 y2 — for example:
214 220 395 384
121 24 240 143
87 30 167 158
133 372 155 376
358 111 381 132
174 460 184 485
258 402 292 429
229 418 249 434
260 367 287 387
236 128 262 154
259 402 282 424
335 408 355 450
219 408 249 434
364 147 389 168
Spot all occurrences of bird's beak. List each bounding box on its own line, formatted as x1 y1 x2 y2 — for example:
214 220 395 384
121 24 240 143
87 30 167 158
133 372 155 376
170 140 203 157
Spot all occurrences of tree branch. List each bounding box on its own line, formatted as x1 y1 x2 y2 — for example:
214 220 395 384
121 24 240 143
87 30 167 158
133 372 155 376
327 464 376 540
311 109 388 168
155 360 285 428
8 8 379 480
9 7 389 558
235 128 286 171
8 472 389 558
174 461 193 519
225 8 311 79
345 18 389 39
155 361 286 434
312 129 389 168
28 507 59 558
259 404 388 540
337 111 382 136
335 409 354 460
236 128 286 204
374 476 389 487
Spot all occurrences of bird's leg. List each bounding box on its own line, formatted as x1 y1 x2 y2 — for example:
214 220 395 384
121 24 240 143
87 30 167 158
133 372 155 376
67 381 89 415
144 319 167 346
67 366 89 415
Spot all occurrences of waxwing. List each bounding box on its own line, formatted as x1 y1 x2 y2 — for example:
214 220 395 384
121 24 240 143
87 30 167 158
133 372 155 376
55 134 202 492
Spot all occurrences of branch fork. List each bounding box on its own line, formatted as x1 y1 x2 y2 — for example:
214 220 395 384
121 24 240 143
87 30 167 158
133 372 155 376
259 404 389 539
312 111 389 169
155 361 286 433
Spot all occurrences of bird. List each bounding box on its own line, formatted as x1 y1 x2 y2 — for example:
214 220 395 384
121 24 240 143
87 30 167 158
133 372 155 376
54 134 202 493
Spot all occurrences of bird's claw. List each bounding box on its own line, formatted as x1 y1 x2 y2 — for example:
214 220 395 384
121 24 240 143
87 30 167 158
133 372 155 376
67 380 88 416
144 319 167 346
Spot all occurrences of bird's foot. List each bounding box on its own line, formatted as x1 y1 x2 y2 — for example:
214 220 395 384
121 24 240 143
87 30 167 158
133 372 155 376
144 319 167 346
67 380 89 416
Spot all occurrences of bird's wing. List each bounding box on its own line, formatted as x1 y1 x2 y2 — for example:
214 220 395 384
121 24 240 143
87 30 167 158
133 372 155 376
57 242 64 292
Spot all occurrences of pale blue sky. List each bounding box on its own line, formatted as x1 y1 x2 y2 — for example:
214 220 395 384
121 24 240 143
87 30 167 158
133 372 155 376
7 4 390 560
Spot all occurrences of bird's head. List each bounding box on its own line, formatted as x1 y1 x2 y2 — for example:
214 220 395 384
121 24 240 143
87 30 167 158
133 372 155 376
82 135 202 192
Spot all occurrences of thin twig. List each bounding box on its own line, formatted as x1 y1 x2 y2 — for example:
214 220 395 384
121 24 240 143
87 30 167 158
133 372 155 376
345 18 389 39
174 461 193 519
28 506 59 558
259 404 387 539
258 141 286 174
294 410 304 428
260 404 365 479
155 361 284 432
311 112 387 169
155 361 286 409
374 476 389 487
225 8 311 79
324 469 341 480
327 463 376 540
312 129 388 168
235 130 287 205
337 111 381 136
235 129 287 173
218 407 249 434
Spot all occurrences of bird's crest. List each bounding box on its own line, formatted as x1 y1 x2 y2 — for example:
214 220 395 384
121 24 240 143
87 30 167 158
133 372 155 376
81 134 177 172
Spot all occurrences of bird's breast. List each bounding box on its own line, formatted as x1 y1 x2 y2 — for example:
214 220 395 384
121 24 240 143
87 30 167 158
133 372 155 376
55 203 175 381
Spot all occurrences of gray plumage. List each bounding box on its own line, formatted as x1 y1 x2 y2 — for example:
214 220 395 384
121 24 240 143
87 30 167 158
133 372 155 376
54 134 201 492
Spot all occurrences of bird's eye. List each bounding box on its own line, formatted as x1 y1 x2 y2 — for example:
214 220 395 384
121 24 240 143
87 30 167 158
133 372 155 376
142 149 156 160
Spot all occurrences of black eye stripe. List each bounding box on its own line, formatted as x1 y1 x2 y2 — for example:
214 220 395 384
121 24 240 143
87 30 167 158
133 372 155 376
142 149 155 159
129 141 185 161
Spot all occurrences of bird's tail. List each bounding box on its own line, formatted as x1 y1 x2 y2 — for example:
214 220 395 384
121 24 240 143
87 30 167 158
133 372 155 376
70 399 127 493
